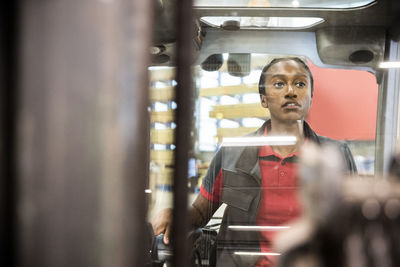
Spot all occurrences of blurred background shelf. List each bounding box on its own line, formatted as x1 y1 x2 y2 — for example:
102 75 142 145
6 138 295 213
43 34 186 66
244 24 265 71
150 86 175 102
200 84 258 97
150 128 175 144
150 110 175 123
150 150 175 166
209 103 270 119
149 68 175 83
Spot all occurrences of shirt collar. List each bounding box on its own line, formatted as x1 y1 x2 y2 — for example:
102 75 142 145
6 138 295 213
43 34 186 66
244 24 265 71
258 119 311 158
234 119 318 174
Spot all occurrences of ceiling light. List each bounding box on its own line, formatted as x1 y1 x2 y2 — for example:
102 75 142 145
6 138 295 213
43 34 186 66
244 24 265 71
379 61 400 68
150 45 166 55
292 0 300 7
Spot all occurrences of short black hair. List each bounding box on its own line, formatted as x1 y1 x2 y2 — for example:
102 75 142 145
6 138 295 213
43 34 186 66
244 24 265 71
258 57 314 97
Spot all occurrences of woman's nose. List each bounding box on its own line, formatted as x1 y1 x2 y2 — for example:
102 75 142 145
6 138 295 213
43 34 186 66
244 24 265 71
286 84 296 96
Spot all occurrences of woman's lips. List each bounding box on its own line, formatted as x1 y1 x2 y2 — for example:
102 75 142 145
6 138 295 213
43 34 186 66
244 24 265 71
282 102 300 108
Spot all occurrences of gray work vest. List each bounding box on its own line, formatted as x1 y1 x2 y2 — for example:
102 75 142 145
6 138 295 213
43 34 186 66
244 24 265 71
215 122 357 267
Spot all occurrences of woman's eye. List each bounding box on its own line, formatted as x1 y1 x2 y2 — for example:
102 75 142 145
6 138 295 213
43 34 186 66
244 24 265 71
295 81 306 88
273 82 285 88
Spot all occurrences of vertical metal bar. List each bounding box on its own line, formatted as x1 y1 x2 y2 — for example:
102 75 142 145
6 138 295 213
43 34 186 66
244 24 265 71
172 0 194 266
375 40 400 175
16 1 151 266
0 0 18 266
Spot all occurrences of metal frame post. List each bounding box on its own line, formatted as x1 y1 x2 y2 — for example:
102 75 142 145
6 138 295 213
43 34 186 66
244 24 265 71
15 1 152 266
172 0 194 266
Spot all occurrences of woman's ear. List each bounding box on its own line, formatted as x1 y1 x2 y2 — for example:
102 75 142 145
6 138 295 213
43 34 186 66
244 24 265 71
260 94 268 108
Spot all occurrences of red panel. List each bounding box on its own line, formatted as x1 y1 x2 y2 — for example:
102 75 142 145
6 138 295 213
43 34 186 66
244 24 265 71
307 61 378 140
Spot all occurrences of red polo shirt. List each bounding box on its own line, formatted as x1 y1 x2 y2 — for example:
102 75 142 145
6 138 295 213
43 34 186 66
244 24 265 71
200 127 304 266
255 127 303 266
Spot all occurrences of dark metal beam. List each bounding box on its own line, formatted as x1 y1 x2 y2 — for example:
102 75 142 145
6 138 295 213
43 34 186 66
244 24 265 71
16 1 151 266
0 0 18 266
172 0 194 266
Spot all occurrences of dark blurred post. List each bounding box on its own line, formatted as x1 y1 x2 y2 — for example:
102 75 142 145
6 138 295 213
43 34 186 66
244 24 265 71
172 0 194 266
0 0 18 266
14 0 151 267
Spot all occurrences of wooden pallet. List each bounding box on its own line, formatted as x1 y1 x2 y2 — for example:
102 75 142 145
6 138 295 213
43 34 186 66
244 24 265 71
150 128 175 144
149 67 175 83
150 86 175 102
150 110 175 123
200 84 258 97
150 150 174 165
209 103 270 119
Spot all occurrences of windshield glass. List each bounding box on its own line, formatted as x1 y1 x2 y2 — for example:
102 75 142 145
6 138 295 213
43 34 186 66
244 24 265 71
148 53 378 265
147 1 399 267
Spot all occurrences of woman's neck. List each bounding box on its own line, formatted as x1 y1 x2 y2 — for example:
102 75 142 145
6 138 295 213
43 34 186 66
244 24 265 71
268 119 305 157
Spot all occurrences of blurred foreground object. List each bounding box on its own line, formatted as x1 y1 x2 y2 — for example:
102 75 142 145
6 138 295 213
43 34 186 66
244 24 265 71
276 143 400 267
